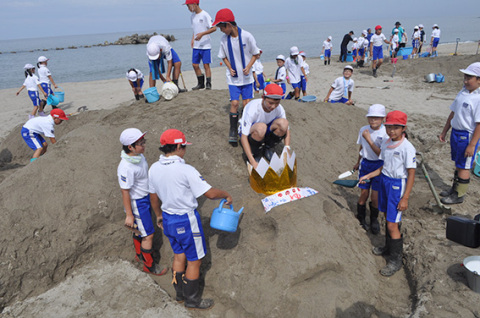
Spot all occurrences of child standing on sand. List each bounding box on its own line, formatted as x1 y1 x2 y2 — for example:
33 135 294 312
37 56 58 99
430 24 441 57
390 29 400 58
322 36 333 65
411 26 420 59
253 50 266 93
438 62 480 205
117 128 168 276
353 104 388 234
271 55 287 97
16 64 48 119
369 25 391 78
285 46 306 100
299 51 309 97
359 110 416 277
324 65 355 105
126 68 145 100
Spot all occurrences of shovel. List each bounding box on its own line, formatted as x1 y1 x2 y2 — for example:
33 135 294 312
338 169 355 179
333 179 369 188
124 224 142 236
67 106 88 117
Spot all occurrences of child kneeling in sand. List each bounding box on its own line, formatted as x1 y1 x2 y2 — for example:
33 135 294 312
359 111 416 277
353 104 388 234
324 65 355 105
21 108 68 162
149 129 232 310
117 128 168 276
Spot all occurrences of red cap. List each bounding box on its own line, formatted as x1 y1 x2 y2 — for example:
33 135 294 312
184 0 199 4
160 129 192 146
50 108 69 120
263 83 284 99
375 25 382 31
212 8 235 26
385 111 407 126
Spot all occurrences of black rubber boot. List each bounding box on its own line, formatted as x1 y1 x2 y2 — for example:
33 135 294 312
247 134 264 163
356 203 368 231
373 223 390 256
440 171 458 197
328 60 330 65
380 237 403 276
133 234 143 262
324 60 327 65
205 77 212 90
229 113 239 145
183 277 214 310
369 202 380 235
135 94 140 100
172 271 185 302
441 177 469 205
192 75 205 90
173 79 187 93
141 247 168 276
264 133 284 161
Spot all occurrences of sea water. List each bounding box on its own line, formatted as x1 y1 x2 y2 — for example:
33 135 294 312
0 16 478 90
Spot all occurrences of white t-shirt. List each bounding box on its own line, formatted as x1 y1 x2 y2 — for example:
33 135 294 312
352 43 358 50
23 74 40 91
371 33 387 47
147 35 172 61
149 155 212 215
323 40 333 50
253 60 264 74
285 56 304 84
117 154 150 200
431 29 441 39
391 34 399 49
38 65 51 84
125 69 144 81
302 61 309 75
412 31 420 40
379 138 417 179
450 88 480 133
218 29 260 86
357 37 367 50
329 76 354 101
191 10 213 49
23 115 55 138
239 99 287 136
275 65 286 84
357 125 388 161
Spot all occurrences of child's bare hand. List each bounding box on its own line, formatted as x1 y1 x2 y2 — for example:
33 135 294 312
438 133 447 143
353 163 360 171
125 215 135 228
243 68 250 76
465 144 475 157
224 195 233 205
229 69 236 77
362 129 371 141
157 216 164 230
358 175 369 184
397 198 408 211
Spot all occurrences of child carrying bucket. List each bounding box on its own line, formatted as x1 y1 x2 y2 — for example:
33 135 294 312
37 56 58 98
16 64 48 119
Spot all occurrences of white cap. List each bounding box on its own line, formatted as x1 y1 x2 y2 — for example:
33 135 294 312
38 56 49 63
24 63 34 69
276 54 285 61
418 24 424 28
433 24 438 28
299 51 306 57
344 65 354 71
366 104 386 117
328 36 332 40
414 25 419 29
120 128 147 146
146 43 160 60
353 37 357 41
394 28 399 33
290 46 299 55
460 62 480 77
362 30 367 36
127 70 138 82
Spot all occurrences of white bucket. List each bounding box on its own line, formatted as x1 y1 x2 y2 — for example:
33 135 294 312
463 256 480 293
161 82 179 101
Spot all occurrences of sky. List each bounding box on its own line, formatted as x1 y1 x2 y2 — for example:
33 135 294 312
0 0 478 40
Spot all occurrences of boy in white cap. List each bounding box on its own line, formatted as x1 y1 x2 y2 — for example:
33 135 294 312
353 104 388 234
430 24 441 57
324 65 355 105
411 26 420 58
16 64 48 118
253 50 266 93
126 68 145 100
146 35 187 92
149 128 232 310
213 8 260 146
390 29 400 58
322 36 333 65
239 83 291 168
21 108 68 162
299 51 309 96
438 62 480 204
356 32 368 67
184 0 216 90
271 55 287 97
285 46 307 100
370 25 391 77
37 56 58 100
117 128 168 276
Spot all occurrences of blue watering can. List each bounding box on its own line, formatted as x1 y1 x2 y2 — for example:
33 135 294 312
210 199 244 233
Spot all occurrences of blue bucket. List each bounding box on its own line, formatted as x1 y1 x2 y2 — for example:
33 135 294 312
474 152 480 178
47 94 59 106
144 87 160 103
300 95 317 103
55 87 65 103
346 52 354 62
210 199 244 233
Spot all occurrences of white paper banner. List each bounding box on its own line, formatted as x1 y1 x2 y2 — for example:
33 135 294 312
262 187 318 213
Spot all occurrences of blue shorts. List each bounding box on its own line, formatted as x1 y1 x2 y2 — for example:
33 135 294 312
255 74 265 91
40 83 53 95
130 195 155 237
21 127 45 150
372 46 383 61
358 48 365 56
228 83 254 101
412 40 420 49
28 91 41 106
450 128 479 169
378 174 405 223
291 82 301 89
300 76 307 91
192 48 211 65
132 79 144 88
330 97 349 103
162 210 206 261
278 83 286 98
352 49 357 56
358 159 384 191
433 38 440 48
325 49 331 58
149 59 164 80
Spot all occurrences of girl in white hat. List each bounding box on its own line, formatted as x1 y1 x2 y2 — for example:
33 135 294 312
16 64 48 119
37 56 58 98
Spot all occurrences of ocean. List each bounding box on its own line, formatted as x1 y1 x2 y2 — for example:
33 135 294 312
0 15 478 90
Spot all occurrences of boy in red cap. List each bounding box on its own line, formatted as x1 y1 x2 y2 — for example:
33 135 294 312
117 128 168 277
21 108 68 162
369 25 391 77
149 129 232 310
239 83 291 168
359 110 416 277
184 0 216 90
213 8 260 146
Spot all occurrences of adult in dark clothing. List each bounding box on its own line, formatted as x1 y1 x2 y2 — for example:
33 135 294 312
340 31 354 62
418 24 425 53
392 21 406 48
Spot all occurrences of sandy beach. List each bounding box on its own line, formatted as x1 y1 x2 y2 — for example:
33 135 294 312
1 42 480 317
